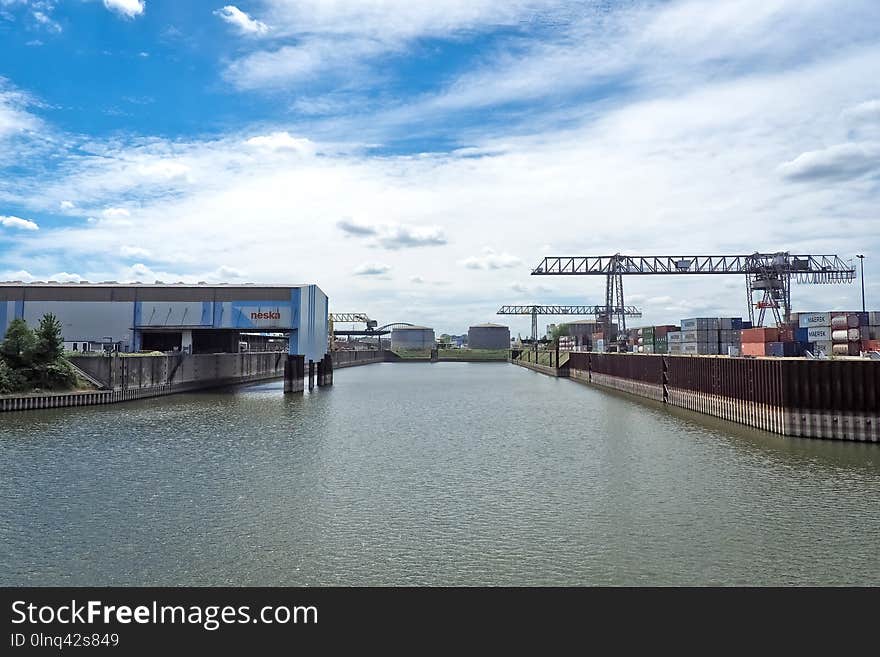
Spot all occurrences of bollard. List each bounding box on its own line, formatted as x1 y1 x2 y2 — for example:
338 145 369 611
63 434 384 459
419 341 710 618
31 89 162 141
284 355 305 393
308 360 315 390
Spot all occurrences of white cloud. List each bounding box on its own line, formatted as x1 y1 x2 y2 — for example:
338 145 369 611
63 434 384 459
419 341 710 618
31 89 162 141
337 219 447 249
245 132 315 155
120 245 151 258
0 215 39 230
214 5 268 36
461 248 521 270
354 262 391 276
32 10 61 33
59 200 75 210
102 207 130 218
778 143 880 182
103 0 145 19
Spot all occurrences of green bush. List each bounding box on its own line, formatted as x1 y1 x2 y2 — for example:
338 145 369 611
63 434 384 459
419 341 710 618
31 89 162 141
0 314 77 393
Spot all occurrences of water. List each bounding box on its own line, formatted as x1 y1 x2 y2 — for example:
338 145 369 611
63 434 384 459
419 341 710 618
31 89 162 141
1 362 879 586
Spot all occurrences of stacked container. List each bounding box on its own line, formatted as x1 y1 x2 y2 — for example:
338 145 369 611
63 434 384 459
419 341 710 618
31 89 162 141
679 318 720 355
830 312 864 356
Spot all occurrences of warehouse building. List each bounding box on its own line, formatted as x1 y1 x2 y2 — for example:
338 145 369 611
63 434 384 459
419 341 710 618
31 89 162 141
391 325 435 350
0 282 328 362
468 323 510 350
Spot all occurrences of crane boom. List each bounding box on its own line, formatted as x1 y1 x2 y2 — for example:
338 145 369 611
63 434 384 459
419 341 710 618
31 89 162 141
497 304 642 342
529 251 857 335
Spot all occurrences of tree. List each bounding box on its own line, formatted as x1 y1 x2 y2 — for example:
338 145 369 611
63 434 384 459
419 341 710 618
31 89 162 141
34 313 65 364
0 318 35 370
550 323 570 341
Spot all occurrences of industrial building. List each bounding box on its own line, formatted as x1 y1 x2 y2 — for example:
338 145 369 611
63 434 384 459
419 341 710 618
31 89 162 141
0 282 328 362
391 325 435 350
468 323 510 350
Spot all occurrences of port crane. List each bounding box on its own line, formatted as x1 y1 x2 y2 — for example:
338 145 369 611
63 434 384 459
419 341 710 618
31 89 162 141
496 304 642 342
328 313 377 349
530 253 856 343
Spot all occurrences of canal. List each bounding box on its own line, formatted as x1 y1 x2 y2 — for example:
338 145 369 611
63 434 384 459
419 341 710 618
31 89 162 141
1 362 879 586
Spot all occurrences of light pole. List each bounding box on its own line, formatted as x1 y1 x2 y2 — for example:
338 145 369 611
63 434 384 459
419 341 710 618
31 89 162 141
857 255 866 313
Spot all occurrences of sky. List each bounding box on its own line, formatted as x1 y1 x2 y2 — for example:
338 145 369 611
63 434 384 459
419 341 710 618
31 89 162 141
0 0 878 336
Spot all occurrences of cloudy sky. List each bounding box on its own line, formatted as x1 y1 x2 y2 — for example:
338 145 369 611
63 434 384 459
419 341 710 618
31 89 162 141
0 0 878 335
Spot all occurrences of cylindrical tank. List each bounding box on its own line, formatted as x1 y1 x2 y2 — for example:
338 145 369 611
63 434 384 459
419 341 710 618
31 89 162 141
467 323 510 350
831 315 849 330
391 326 435 350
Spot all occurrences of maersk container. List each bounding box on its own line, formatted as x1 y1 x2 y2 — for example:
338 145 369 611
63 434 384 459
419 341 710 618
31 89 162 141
798 312 831 328
807 340 832 355
807 326 832 342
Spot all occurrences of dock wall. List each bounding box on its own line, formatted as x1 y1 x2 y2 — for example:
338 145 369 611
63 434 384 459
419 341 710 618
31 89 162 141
518 352 880 443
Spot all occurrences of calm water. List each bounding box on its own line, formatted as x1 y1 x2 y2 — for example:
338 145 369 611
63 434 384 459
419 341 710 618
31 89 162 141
1 362 879 586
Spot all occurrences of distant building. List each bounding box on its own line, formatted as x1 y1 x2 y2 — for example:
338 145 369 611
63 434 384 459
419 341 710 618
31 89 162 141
391 326 435 350
468 323 510 350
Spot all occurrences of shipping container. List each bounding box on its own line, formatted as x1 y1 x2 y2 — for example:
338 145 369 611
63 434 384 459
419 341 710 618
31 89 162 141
741 327 779 343
870 311 880 325
719 329 742 343
667 331 682 343
766 342 803 357
863 339 880 351
805 340 833 355
831 343 860 356
681 329 716 343
831 315 849 330
741 342 767 357
807 326 832 342
669 343 682 354
681 342 719 355
681 318 720 332
794 327 809 342
798 312 831 328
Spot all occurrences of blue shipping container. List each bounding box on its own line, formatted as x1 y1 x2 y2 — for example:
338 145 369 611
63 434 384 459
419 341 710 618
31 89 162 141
795 327 809 342
731 317 743 329
766 341 803 357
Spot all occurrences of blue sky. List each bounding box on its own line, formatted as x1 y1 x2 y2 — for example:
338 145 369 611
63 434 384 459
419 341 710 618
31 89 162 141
1 0 879 335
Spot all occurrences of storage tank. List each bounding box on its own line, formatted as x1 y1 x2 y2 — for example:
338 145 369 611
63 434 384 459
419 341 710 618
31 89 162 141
391 325 435 350
468 323 510 350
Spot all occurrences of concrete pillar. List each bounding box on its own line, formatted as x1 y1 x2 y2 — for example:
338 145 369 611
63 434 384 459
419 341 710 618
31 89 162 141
308 360 315 390
324 354 333 386
284 355 304 393
316 358 324 386
181 329 193 354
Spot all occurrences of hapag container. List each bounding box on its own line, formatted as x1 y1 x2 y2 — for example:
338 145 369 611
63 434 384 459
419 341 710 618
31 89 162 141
798 312 831 328
742 327 778 343
807 326 832 342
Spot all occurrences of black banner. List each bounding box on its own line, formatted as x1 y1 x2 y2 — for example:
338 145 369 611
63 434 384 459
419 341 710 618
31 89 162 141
1 587 875 652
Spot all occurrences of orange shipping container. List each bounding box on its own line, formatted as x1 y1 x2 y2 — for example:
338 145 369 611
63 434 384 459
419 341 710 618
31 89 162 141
778 327 795 342
741 327 779 344
863 340 880 351
741 342 768 356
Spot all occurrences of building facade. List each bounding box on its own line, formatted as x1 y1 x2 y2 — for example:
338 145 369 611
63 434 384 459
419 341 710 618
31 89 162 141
468 323 510 349
0 283 328 362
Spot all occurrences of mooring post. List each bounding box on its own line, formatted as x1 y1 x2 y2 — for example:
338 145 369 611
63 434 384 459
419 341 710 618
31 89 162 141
326 354 333 385
316 358 324 386
284 354 305 393
308 360 315 390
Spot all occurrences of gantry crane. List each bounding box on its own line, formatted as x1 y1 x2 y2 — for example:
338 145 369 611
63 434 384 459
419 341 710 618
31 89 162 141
328 313 377 349
531 253 856 341
497 304 642 342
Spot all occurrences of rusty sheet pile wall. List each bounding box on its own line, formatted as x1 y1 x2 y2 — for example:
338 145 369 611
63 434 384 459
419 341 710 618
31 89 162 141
558 352 879 442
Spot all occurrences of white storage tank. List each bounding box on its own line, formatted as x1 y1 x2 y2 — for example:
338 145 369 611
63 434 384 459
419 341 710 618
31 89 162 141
391 325 435 350
467 323 510 350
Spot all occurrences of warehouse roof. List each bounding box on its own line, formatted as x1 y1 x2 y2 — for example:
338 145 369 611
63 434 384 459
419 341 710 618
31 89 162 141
469 323 508 328
0 282 311 288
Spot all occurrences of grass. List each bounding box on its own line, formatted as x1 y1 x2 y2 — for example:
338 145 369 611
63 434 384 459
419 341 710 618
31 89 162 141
438 349 508 360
